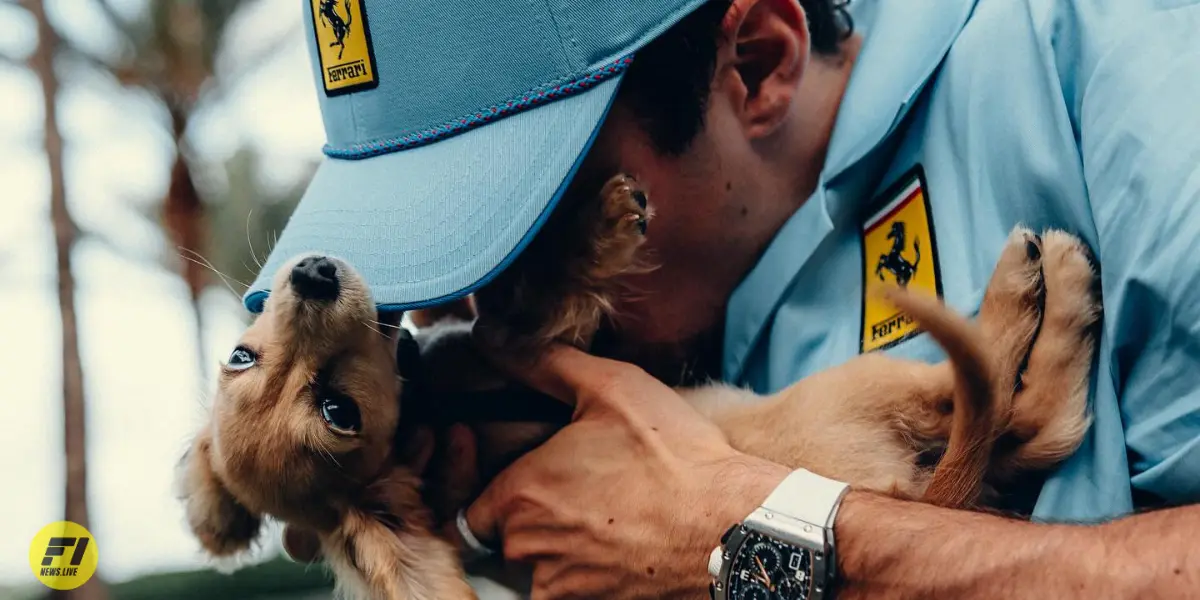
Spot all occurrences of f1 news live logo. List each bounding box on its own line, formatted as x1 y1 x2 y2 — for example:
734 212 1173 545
28 521 99 591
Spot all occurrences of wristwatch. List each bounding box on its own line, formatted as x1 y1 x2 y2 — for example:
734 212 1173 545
707 468 850 600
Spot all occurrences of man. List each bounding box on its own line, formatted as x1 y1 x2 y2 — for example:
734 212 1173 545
250 0 1200 597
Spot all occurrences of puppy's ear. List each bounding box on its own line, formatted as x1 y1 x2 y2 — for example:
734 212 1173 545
176 427 263 561
324 467 477 600
395 325 424 384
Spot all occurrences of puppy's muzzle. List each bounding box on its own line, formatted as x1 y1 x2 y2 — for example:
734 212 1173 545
290 256 340 301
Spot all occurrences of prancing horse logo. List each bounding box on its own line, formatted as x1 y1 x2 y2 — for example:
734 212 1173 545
318 0 354 60
875 221 921 287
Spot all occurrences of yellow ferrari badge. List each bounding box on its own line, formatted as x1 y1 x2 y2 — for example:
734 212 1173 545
311 0 379 95
860 166 943 353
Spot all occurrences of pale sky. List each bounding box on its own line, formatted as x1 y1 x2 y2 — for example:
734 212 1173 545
0 0 335 586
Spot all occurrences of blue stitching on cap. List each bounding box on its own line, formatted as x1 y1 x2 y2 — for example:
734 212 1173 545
323 55 634 160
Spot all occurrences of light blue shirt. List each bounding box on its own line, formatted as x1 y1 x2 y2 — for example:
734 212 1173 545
723 0 1200 522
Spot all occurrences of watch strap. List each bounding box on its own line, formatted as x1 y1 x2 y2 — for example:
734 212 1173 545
757 468 850 529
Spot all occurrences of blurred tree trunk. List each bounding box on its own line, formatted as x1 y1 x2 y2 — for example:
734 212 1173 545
79 1 302 376
27 0 107 599
162 104 209 380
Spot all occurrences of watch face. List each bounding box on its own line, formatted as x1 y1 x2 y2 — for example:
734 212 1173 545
727 531 813 600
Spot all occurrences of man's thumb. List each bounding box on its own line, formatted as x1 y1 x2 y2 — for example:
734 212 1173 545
490 342 635 413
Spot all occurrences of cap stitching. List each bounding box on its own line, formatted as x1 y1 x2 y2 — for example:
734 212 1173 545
323 54 632 159
537 0 578 72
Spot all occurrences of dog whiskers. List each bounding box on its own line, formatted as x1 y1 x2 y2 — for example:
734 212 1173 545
361 321 385 338
368 319 403 331
313 437 343 470
321 448 342 470
177 248 249 297
245 209 264 270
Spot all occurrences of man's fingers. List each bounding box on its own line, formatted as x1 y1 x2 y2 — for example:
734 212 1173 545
459 444 544 558
281 525 322 563
461 472 505 552
398 425 435 474
443 423 480 511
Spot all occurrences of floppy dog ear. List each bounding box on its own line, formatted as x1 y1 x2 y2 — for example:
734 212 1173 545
323 466 477 600
176 427 264 562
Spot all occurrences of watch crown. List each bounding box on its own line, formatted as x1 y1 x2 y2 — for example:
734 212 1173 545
707 547 724 579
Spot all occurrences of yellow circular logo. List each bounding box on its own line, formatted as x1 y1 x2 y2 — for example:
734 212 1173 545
28 521 99 590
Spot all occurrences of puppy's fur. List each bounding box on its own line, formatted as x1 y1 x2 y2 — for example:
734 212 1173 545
176 255 475 600
179 174 1100 600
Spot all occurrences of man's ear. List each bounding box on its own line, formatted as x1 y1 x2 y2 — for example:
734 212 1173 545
719 0 810 139
175 427 263 561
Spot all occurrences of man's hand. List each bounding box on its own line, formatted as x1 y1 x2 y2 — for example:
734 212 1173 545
460 343 789 599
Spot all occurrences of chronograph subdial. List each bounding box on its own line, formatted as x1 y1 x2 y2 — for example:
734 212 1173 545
748 542 783 581
737 582 771 600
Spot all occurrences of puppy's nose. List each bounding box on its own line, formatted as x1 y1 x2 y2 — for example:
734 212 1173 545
290 256 339 301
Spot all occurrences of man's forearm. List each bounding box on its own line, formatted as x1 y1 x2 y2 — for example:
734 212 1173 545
832 490 1198 599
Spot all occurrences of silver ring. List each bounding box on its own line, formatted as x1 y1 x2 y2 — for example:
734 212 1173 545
455 507 496 561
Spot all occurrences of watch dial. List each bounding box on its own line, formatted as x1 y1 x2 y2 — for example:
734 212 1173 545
726 531 812 600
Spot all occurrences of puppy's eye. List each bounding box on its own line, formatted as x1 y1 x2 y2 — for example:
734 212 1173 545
226 346 257 371
320 395 361 434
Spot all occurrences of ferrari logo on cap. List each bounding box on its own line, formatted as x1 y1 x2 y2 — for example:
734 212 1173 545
859 165 943 353
311 0 378 95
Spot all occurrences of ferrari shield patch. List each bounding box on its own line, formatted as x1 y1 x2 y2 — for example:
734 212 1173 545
310 0 379 96
859 166 943 353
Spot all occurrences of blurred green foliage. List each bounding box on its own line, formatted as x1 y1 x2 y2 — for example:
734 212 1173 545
108 557 334 600
3 557 334 600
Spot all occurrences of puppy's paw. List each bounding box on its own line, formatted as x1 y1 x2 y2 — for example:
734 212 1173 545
471 173 656 353
998 229 1099 474
601 173 650 228
976 226 1046 409
588 173 654 280
175 431 264 560
1035 230 1102 339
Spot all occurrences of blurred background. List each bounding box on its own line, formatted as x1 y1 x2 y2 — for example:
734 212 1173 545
0 0 521 598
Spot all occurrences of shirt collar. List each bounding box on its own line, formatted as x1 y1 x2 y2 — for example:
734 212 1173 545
722 0 978 383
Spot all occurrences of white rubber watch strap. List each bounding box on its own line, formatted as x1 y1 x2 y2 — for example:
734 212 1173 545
757 468 850 528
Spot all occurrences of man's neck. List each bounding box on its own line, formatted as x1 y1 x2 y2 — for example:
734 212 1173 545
709 36 863 314
602 39 864 382
778 35 863 210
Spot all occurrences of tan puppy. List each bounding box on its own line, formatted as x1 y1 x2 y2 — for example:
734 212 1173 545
175 254 476 600
184 175 1100 600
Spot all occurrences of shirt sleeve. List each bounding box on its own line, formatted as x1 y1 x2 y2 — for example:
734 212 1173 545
1074 3 1200 506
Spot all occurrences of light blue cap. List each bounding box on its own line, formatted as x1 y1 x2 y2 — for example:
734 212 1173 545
243 0 711 313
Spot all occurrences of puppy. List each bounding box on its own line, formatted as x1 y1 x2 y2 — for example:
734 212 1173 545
175 254 477 600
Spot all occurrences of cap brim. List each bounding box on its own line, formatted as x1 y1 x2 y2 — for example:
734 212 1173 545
243 75 624 314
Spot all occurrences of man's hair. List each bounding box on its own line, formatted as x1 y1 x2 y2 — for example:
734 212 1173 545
620 0 854 155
